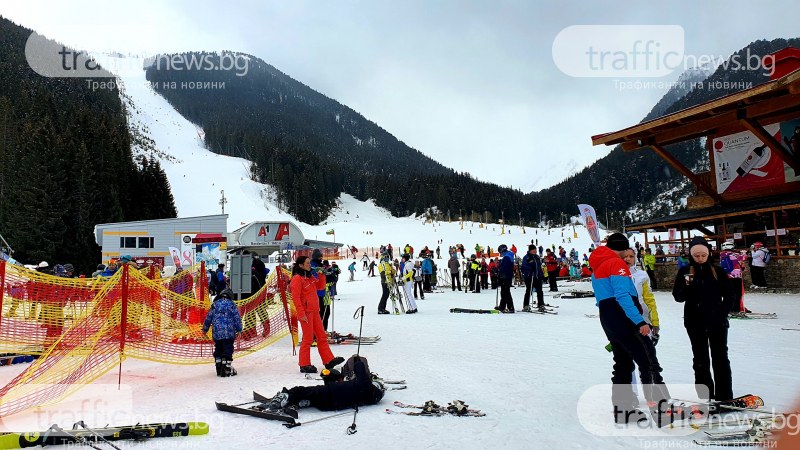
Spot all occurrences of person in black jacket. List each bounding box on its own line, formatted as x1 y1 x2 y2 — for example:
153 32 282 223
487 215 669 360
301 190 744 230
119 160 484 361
672 236 734 402
259 356 384 417
520 245 546 312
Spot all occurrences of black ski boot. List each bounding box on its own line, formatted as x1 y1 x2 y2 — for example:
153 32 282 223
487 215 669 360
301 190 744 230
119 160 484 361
325 356 344 370
300 365 318 373
214 358 225 377
224 359 237 377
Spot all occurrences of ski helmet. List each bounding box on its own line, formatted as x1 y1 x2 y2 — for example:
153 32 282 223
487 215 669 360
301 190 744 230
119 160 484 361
497 244 508 253
753 242 764 249
721 241 734 251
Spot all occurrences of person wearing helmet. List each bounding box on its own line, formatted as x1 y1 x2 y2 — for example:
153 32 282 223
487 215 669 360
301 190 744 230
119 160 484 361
720 242 749 313
495 245 515 312
202 288 243 377
750 242 769 288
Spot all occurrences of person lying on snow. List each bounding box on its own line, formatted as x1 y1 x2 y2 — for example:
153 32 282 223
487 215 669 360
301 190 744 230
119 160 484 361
258 355 385 418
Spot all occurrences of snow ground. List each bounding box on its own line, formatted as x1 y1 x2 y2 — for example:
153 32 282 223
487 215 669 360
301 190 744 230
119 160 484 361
1 276 798 450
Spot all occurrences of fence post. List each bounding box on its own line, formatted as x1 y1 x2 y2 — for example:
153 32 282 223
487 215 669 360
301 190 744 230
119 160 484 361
118 263 129 388
276 267 296 355
0 260 5 329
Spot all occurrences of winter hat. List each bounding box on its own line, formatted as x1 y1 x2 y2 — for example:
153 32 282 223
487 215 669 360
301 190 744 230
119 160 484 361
216 288 234 300
312 249 323 260
605 233 630 251
120 255 132 263
528 244 536 251
689 236 711 254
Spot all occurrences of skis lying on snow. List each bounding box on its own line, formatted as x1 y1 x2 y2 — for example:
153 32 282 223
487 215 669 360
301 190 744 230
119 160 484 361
328 333 381 344
519 307 558 315
386 400 485 417
694 426 774 446
728 312 777 320
449 308 499 314
0 422 208 449
215 392 296 424
553 290 594 299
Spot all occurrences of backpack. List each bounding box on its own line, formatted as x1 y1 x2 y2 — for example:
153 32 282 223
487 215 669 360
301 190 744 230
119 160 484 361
720 254 735 274
341 355 371 381
761 249 771 264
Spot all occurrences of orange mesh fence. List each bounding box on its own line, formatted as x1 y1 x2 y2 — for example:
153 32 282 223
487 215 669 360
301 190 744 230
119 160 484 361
0 261 298 418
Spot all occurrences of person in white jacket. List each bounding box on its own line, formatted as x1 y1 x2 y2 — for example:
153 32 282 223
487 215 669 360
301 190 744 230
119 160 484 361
401 254 418 314
623 249 660 339
749 242 769 288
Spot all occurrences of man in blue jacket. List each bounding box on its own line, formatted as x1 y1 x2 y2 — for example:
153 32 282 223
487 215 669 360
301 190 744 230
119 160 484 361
495 244 515 313
589 233 674 427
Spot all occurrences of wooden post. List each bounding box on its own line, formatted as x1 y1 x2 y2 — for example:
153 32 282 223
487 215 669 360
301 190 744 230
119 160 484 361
773 211 781 256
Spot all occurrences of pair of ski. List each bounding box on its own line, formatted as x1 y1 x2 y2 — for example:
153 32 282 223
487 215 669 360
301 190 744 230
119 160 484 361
519 306 558 315
553 290 594 299
386 400 485 417
216 391 297 424
728 311 777 320
0 421 208 449
328 333 381 345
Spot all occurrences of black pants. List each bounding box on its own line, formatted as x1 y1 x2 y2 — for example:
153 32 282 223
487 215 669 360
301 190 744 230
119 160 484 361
480 274 488 289
646 268 658 289
319 295 330 330
213 338 235 360
423 274 431 292
470 273 480 293
450 273 461 291
728 278 744 313
750 266 767 287
598 299 669 410
414 280 425 299
378 283 389 312
523 277 544 308
686 322 732 401
548 272 558 291
498 278 514 311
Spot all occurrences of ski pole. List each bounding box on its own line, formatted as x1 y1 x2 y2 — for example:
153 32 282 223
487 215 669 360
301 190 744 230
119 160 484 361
283 410 353 429
346 306 366 435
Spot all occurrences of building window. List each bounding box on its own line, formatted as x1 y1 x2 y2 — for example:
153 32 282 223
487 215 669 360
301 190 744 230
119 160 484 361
138 237 155 249
120 237 137 248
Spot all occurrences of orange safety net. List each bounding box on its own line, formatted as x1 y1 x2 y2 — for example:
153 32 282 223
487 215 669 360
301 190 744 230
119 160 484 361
0 261 298 418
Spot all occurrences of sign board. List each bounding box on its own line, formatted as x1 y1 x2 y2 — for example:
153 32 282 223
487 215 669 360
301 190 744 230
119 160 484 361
229 254 251 297
713 120 800 194
235 222 305 249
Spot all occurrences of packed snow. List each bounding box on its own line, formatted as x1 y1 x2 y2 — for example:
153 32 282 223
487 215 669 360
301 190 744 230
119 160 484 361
1 264 798 449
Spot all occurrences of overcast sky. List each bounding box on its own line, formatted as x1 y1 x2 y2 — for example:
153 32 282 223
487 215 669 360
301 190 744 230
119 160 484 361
2 1 798 191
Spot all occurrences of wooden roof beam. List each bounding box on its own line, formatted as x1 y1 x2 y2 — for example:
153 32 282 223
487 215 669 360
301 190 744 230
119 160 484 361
649 144 724 204
739 117 800 173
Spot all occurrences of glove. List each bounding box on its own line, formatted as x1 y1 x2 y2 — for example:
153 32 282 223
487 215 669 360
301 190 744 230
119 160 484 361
651 331 660 346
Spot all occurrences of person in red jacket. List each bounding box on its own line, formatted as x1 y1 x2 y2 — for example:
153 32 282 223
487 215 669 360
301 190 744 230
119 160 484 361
544 249 559 292
580 264 592 278
558 263 570 278
290 256 343 374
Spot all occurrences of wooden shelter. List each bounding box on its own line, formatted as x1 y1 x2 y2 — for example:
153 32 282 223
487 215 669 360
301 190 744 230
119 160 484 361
592 48 800 260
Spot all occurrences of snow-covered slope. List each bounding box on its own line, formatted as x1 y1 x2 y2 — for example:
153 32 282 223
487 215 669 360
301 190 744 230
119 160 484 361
90 53 606 253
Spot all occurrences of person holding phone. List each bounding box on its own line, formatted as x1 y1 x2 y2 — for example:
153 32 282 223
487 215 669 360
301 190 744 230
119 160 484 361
672 236 735 402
